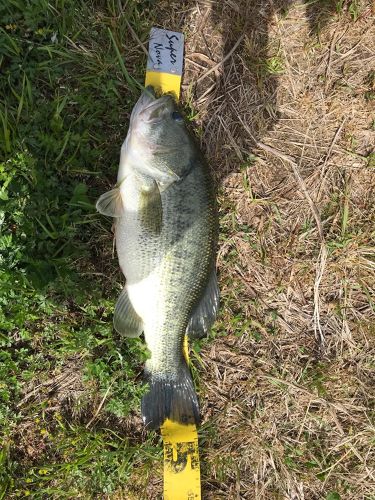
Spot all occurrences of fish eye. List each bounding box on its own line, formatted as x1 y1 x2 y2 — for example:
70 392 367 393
171 111 183 122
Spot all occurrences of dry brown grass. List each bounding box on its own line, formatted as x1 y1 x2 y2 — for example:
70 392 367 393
123 0 375 498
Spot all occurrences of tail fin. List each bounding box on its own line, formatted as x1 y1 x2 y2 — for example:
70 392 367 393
141 362 200 430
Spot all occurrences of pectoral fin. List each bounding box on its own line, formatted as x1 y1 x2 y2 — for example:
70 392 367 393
96 187 124 217
187 268 219 339
114 287 143 337
139 177 162 234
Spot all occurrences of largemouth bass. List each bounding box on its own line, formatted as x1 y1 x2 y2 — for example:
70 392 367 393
96 87 218 429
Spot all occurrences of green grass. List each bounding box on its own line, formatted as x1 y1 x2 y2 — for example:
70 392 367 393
0 1 162 497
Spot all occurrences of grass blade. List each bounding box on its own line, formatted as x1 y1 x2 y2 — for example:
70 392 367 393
107 27 140 92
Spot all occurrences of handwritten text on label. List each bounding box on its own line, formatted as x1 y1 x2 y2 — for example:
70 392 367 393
147 28 184 75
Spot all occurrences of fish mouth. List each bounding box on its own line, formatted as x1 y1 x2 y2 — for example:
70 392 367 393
130 86 174 125
139 95 174 124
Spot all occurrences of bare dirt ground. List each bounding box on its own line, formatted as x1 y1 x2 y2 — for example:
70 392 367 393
124 1 375 498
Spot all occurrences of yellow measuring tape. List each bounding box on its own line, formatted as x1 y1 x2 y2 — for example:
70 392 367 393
145 71 182 100
145 28 201 500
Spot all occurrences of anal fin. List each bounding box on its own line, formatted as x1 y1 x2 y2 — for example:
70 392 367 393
114 287 143 337
187 268 219 339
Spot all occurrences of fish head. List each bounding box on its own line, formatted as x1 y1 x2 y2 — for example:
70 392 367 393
124 87 194 185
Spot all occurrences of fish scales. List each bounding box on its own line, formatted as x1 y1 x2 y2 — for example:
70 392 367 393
118 165 215 367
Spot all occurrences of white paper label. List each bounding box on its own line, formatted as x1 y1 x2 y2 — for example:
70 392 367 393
147 27 184 75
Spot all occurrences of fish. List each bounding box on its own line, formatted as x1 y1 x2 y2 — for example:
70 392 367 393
96 87 218 430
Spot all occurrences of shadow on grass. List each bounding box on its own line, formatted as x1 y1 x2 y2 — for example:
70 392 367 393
203 0 340 184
